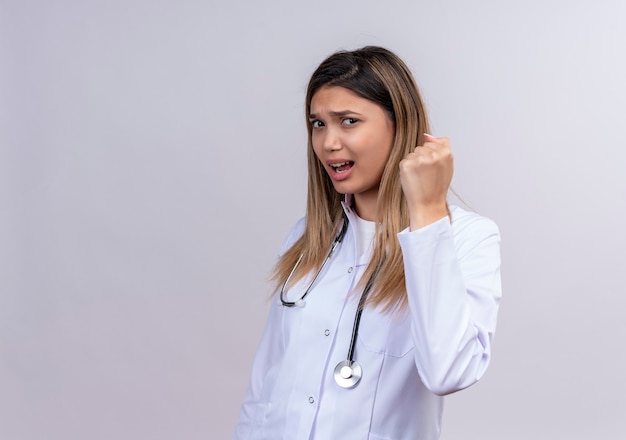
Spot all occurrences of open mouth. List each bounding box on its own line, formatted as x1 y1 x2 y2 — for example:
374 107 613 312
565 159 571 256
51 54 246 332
329 161 354 173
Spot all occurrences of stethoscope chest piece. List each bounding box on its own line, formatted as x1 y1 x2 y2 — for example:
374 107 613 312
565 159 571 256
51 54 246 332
333 360 362 388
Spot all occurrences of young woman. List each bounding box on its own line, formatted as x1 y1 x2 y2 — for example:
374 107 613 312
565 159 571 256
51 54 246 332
232 46 502 440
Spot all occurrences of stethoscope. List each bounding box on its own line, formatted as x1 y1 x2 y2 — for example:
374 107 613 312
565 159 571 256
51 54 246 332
279 215 379 389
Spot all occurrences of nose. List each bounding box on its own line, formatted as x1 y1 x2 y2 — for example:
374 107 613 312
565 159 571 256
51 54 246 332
320 126 342 152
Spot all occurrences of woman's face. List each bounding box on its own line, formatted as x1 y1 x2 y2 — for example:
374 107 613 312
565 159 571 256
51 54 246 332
309 85 395 219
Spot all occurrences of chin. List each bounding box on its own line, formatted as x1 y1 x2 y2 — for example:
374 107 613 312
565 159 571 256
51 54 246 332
330 182 352 196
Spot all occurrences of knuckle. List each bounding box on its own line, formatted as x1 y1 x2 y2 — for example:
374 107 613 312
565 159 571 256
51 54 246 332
400 157 419 172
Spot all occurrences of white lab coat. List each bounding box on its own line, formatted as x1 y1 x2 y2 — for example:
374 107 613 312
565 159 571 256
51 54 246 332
232 201 502 440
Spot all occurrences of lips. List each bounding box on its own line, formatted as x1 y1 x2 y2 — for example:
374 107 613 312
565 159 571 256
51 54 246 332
329 161 354 173
327 160 354 181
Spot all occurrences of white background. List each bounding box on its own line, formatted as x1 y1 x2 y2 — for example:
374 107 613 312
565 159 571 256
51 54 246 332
1 0 625 439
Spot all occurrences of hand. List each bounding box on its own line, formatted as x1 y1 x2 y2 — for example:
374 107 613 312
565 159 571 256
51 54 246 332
399 134 454 230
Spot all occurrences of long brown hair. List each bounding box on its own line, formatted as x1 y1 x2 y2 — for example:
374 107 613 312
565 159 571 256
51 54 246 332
273 46 430 312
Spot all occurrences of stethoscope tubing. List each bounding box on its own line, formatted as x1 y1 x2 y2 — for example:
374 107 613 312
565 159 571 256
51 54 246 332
279 215 348 307
279 213 381 388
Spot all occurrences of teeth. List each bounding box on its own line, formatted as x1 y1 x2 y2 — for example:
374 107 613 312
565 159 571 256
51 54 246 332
330 161 350 168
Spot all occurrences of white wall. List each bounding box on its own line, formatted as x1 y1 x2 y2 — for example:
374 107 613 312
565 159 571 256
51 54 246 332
1 0 625 439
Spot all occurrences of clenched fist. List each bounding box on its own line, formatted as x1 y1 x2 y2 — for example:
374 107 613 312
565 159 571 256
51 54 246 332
399 134 454 230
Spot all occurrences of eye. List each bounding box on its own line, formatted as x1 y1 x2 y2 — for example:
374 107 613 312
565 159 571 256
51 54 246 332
342 118 359 126
311 120 324 128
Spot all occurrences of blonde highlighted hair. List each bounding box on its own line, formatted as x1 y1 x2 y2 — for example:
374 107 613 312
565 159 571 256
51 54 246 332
273 46 430 311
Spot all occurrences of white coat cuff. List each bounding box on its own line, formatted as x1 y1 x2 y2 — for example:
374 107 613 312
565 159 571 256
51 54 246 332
397 216 451 242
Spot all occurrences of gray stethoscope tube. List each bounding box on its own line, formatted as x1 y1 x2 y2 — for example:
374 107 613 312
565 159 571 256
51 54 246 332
332 271 378 388
279 217 348 308
279 216 377 389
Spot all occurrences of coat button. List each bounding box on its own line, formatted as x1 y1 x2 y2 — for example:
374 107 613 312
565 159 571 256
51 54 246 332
324 329 330 336
348 267 353 273
308 396 315 404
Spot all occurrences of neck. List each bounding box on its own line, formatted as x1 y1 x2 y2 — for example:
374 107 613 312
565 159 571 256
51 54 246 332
353 192 378 221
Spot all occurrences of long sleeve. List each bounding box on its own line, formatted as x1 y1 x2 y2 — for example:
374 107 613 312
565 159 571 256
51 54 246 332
232 208 500 439
231 218 306 440
232 300 285 440
398 208 502 396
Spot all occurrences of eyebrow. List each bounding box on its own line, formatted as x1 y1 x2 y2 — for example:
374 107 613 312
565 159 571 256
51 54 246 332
308 110 363 119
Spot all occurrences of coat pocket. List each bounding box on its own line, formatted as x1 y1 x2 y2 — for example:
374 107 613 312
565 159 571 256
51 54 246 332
357 309 413 358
